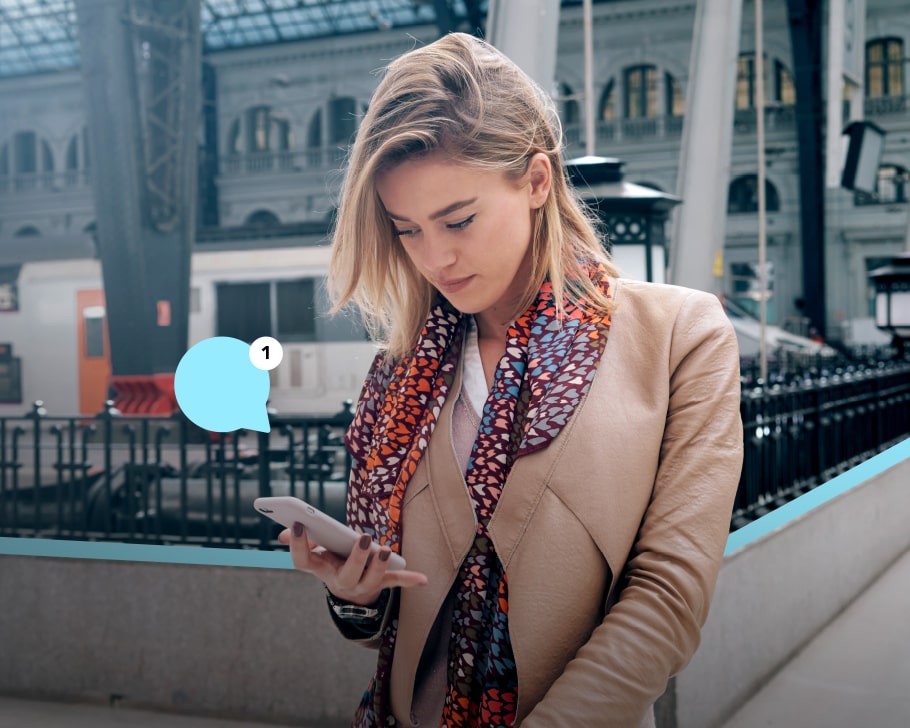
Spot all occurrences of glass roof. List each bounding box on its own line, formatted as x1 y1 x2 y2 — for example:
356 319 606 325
0 0 486 79
0 0 79 78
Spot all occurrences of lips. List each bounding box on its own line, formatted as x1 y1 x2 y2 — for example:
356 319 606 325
435 275 475 294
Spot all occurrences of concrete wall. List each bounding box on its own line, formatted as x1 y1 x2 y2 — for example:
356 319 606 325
1 444 908 727
0 556 374 726
672 447 910 728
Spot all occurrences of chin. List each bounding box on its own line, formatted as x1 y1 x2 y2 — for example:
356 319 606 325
439 293 484 316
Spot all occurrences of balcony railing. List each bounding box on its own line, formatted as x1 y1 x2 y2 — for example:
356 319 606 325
0 169 91 194
732 104 796 134
865 93 909 116
563 106 794 147
563 115 684 149
219 146 348 177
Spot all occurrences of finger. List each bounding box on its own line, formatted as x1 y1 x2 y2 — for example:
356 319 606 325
353 546 394 596
349 546 430 600
333 532 376 592
288 522 344 576
278 527 318 549
376 565 429 590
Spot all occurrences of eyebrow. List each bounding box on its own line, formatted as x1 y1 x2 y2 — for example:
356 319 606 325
386 198 477 222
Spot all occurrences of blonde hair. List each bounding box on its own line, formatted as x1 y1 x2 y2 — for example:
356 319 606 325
329 32 618 360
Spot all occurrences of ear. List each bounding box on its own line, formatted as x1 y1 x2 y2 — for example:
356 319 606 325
526 152 552 210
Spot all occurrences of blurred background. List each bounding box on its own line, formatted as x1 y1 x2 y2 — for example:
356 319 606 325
0 0 908 538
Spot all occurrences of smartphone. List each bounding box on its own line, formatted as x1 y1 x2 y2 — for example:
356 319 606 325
253 496 406 571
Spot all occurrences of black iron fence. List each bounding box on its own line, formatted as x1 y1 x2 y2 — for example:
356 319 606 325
0 403 355 549
734 358 910 527
2 359 909 546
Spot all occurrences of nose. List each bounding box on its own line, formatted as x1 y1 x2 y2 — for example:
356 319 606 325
417 231 457 276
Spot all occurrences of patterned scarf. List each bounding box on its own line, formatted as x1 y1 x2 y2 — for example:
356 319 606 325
345 269 612 727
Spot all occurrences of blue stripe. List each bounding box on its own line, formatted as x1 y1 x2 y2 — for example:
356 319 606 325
726 436 910 555
0 537 295 569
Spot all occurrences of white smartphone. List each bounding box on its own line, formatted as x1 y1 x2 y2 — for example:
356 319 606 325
253 495 406 571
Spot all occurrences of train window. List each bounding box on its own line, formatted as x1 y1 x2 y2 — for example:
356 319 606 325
215 278 366 343
216 282 271 344
276 279 316 339
0 282 17 312
0 357 22 404
83 307 106 358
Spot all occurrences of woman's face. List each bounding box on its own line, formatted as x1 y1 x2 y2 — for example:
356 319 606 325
375 151 551 337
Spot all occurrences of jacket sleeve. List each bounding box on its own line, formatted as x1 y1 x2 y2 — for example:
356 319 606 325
326 588 398 649
522 290 744 727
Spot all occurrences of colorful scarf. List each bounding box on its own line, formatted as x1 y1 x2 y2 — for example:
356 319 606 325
345 269 612 727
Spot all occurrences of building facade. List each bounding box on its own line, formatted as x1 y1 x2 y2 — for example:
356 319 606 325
1 0 908 414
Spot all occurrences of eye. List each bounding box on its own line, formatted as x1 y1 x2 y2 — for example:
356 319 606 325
446 214 476 231
389 220 417 237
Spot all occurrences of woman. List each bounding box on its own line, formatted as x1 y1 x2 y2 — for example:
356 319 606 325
280 32 743 728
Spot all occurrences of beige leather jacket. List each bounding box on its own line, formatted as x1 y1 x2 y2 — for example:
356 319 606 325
339 279 744 727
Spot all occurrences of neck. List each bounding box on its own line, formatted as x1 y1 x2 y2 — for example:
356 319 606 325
474 311 511 342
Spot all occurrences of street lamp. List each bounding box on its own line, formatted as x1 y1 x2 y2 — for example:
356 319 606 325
869 252 910 357
565 156 681 283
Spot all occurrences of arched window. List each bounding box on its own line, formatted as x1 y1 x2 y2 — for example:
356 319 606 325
624 65 658 118
1 131 54 191
244 209 281 227
854 164 909 205
728 174 780 213
866 38 904 98
775 61 795 104
599 79 615 122
65 127 91 185
737 54 796 109
227 118 241 156
226 106 292 155
66 128 91 169
2 132 54 174
327 96 357 145
558 82 580 126
307 109 322 149
307 97 364 166
665 73 684 117
307 97 362 150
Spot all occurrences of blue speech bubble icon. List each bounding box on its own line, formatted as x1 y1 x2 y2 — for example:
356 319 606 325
175 337 271 433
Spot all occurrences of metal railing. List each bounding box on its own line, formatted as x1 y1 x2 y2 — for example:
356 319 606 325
219 146 348 176
734 358 910 528
0 402 355 549
2 358 909 546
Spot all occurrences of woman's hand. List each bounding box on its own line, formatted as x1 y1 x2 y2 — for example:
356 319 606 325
278 522 428 606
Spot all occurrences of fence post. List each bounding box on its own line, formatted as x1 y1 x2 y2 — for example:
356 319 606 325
258 429 272 549
29 401 47 533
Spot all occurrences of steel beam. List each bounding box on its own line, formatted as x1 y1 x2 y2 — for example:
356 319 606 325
74 0 200 411
669 0 743 294
486 0 561 91
787 0 827 338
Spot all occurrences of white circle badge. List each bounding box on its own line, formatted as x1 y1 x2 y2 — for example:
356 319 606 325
249 336 283 371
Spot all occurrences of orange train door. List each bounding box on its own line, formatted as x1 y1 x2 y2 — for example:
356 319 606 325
76 289 112 415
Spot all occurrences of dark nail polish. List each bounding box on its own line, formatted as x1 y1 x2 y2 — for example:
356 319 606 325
378 550 391 562
359 534 371 550
293 522 303 538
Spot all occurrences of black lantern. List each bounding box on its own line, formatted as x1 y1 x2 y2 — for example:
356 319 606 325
869 252 910 355
565 156 681 283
